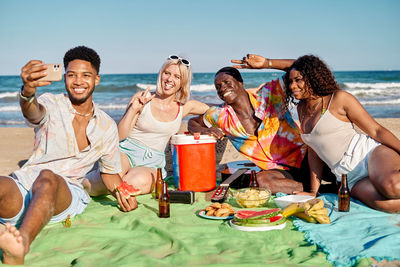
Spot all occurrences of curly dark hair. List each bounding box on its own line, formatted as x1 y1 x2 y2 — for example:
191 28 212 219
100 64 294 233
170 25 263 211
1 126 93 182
63 46 101 74
284 55 340 105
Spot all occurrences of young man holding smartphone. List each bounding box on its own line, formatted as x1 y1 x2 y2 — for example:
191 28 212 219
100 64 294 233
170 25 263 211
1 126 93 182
0 46 137 265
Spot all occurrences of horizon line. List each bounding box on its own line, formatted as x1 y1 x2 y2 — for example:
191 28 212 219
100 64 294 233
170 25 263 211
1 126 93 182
1 69 400 77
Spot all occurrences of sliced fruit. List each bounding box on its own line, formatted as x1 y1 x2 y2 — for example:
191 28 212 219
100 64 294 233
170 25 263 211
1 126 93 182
232 214 286 227
115 181 141 199
234 208 281 222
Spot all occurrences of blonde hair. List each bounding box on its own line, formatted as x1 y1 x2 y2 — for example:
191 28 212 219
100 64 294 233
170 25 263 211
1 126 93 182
156 59 192 104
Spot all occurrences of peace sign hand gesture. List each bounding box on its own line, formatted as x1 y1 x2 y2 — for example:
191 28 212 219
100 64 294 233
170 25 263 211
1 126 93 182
231 54 269 69
127 86 155 113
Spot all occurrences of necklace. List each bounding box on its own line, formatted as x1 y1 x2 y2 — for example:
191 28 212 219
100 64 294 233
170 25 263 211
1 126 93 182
72 107 94 117
300 97 325 131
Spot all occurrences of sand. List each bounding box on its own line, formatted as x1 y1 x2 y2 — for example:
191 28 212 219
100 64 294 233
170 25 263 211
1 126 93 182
1 118 399 176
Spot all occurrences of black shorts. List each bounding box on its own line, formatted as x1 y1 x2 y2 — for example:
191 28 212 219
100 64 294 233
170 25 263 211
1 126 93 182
272 152 337 193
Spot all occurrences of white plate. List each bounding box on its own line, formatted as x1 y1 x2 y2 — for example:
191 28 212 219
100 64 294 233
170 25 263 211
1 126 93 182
229 220 287 231
198 210 234 220
274 195 315 209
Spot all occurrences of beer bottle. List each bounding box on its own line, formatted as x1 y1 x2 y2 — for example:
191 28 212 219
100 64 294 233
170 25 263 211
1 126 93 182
249 170 259 189
338 174 350 212
158 180 170 218
155 168 163 199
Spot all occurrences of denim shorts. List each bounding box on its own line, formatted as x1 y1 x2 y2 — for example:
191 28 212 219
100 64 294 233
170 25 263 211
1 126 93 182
0 177 90 226
331 134 380 190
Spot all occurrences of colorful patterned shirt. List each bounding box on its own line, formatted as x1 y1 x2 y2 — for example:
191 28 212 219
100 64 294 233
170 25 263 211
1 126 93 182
13 93 121 190
204 78 306 170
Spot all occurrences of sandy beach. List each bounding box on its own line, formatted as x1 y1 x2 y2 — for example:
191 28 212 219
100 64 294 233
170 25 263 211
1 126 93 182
1 118 399 176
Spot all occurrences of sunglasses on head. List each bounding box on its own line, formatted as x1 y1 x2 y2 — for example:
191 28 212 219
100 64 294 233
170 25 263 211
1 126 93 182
168 55 190 67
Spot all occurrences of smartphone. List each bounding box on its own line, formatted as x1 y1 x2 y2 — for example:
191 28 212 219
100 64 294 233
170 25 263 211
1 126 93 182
39 63 63 81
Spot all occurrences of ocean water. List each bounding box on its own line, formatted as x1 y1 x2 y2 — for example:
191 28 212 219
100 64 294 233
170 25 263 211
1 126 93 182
0 71 399 127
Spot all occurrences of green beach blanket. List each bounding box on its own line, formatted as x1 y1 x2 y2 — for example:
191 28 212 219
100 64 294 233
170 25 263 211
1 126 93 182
1 187 372 266
292 193 400 267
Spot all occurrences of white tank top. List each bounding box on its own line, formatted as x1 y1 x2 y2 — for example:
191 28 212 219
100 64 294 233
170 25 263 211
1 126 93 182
128 101 183 152
300 96 357 169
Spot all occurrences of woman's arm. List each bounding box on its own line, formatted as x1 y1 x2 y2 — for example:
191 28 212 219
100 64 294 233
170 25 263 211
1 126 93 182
182 100 209 117
308 148 324 196
338 90 400 154
231 54 295 72
118 88 154 141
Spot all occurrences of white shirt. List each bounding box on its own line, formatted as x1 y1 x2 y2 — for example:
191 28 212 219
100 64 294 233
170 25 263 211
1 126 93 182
13 93 121 190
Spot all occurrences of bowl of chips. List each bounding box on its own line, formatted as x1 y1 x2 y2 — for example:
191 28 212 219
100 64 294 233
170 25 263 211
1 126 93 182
234 188 271 208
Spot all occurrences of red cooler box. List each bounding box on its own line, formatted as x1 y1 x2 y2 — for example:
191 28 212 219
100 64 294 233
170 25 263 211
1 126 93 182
171 134 217 191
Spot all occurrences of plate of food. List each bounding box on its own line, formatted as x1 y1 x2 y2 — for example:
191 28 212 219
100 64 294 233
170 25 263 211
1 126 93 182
229 208 287 231
198 203 235 220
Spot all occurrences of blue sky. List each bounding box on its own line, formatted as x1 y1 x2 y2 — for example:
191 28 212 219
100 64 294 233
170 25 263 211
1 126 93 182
1 0 399 75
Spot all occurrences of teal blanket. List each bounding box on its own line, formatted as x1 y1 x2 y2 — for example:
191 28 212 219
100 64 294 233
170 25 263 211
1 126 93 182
293 193 400 267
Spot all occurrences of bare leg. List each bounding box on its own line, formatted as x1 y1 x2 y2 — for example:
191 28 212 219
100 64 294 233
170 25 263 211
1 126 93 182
0 170 72 264
0 177 24 265
82 169 109 196
123 166 156 194
82 151 130 196
351 145 400 213
257 170 303 194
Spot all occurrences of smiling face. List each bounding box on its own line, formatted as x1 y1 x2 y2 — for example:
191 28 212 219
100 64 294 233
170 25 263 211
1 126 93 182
159 64 182 97
288 68 312 100
214 73 244 104
64 59 100 105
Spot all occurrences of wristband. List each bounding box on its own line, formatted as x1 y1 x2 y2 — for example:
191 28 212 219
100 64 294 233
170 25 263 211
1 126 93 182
19 86 36 103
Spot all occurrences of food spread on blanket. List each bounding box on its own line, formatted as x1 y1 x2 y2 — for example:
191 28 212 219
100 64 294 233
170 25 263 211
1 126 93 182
231 208 285 227
203 202 235 217
115 181 141 199
281 198 330 224
235 188 271 208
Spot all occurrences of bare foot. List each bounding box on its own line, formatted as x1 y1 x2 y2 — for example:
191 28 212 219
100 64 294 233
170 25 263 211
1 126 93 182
0 223 27 265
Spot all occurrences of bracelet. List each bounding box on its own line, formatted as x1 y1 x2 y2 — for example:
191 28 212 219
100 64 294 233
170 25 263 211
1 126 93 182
19 86 35 103
268 58 272 68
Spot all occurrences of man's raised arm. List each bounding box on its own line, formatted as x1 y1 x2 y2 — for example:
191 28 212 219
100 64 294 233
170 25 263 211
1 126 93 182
20 60 50 124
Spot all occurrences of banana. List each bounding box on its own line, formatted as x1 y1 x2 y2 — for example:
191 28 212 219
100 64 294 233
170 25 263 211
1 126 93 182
281 202 307 218
293 212 317 223
306 208 329 217
281 198 331 224
307 199 324 212
314 215 331 224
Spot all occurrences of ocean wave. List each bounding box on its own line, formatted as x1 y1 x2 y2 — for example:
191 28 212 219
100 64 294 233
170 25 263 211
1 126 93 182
136 83 215 92
97 103 126 110
190 84 215 92
0 106 20 112
136 83 157 91
360 98 400 105
343 82 400 89
349 88 399 97
0 119 24 125
0 92 18 99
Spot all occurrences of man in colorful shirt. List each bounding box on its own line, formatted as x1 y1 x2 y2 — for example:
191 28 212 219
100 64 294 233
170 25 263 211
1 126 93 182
0 46 136 265
189 55 308 194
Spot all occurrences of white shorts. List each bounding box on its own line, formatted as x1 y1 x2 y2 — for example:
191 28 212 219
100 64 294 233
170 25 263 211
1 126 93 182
331 134 380 190
0 177 90 226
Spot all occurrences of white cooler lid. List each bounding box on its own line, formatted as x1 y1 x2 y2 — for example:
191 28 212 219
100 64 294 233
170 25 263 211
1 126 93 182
171 134 217 145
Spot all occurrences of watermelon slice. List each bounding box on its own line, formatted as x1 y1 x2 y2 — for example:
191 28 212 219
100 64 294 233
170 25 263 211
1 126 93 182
115 181 141 199
232 214 286 227
234 208 281 222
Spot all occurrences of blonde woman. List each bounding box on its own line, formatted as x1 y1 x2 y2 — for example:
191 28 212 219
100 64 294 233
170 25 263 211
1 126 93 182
116 55 209 194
